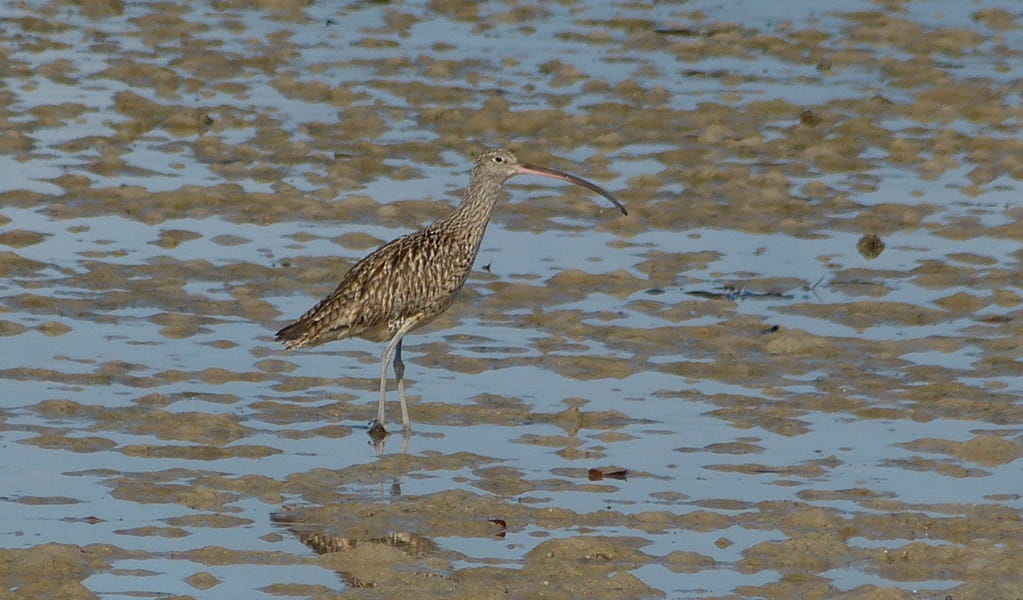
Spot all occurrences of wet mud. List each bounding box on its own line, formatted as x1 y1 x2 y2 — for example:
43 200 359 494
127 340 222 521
2 1 1023 598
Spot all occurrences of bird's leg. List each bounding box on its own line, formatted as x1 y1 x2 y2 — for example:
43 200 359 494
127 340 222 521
374 320 417 434
393 338 412 432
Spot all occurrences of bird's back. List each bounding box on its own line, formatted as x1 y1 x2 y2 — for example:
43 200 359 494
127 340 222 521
276 223 479 349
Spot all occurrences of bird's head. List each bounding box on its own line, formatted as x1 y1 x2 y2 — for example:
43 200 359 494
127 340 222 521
471 147 627 215
472 147 523 182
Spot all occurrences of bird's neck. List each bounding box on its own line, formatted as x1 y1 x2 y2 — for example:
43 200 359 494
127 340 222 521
435 175 504 245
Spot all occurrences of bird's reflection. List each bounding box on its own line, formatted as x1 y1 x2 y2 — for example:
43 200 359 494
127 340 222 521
273 508 437 556
270 505 439 589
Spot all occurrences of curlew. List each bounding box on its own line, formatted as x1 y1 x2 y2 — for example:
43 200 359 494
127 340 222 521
276 147 627 436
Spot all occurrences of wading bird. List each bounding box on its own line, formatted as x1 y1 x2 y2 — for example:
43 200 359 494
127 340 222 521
276 148 626 436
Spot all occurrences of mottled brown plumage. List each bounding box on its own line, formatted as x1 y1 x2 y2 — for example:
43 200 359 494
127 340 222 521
276 147 626 434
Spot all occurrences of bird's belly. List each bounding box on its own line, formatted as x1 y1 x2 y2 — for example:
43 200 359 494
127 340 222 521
354 324 395 343
358 291 460 343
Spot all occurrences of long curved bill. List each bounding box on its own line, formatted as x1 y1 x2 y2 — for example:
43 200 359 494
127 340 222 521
516 162 628 216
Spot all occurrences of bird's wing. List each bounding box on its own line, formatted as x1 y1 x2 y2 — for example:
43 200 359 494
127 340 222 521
276 228 472 348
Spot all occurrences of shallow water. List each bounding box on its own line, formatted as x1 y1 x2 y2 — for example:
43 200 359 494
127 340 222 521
3 1 1023 598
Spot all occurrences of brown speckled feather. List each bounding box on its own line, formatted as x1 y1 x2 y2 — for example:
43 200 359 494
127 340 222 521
275 224 483 347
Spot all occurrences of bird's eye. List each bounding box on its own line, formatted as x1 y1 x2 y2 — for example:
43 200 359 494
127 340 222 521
492 156 504 163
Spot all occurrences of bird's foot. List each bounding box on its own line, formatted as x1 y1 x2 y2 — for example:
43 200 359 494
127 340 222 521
368 419 389 439
367 420 389 456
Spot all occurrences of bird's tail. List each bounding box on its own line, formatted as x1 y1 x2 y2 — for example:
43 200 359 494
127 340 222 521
275 320 315 349
276 298 356 349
